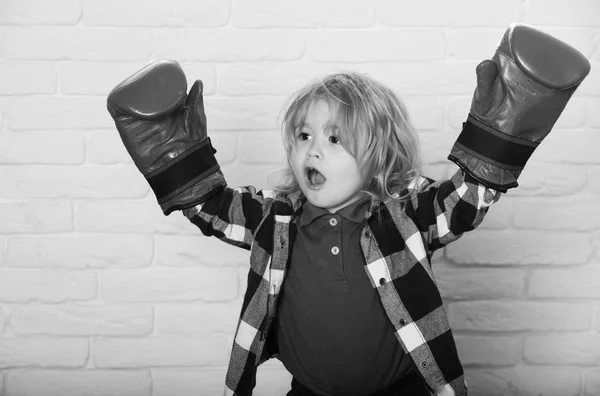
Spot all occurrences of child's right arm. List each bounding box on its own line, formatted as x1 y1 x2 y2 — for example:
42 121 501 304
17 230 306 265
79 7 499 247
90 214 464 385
107 60 228 217
107 60 276 251
181 186 275 251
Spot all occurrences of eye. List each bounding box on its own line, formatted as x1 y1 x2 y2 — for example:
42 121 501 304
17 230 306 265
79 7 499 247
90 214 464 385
329 135 340 144
297 132 310 141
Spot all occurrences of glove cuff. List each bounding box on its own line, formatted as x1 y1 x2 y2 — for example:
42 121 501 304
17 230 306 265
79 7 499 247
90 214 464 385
454 115 538 171
448 115 535 192
160 171 226 216
146 137 219 205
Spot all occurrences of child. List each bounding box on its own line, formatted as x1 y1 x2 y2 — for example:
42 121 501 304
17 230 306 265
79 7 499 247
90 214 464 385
107 24 590 396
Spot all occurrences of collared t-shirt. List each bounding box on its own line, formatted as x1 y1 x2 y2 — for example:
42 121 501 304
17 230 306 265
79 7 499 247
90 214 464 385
275 195 415 396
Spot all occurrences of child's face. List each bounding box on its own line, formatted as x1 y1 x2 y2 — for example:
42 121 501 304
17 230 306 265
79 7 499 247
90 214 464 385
290 99 364 213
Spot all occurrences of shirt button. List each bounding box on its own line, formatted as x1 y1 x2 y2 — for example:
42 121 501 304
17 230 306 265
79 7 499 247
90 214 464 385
331 246 339 255
421 361 430 369
399 318 407 326
329 217 338 226
379 277 386 285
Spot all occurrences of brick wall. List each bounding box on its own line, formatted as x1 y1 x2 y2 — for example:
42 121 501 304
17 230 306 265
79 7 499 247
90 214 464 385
0 0 599 395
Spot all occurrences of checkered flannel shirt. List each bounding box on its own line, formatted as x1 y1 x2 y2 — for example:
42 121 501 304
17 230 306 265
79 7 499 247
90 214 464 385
183 168 501 396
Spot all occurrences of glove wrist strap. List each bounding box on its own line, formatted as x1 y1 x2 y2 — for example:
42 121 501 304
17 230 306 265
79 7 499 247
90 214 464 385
454 115 538 171
146 138 219 202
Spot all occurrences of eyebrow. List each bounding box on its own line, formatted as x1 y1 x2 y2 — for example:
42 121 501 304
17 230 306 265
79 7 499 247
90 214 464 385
322 120 332 129
293 122 310 130
293 120 340 132
323 121 340 133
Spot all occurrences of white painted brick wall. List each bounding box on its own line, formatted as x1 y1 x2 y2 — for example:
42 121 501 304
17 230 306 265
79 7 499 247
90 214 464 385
0 0 598 395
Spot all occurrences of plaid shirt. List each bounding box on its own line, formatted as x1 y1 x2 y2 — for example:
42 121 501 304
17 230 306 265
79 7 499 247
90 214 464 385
183 168 501 396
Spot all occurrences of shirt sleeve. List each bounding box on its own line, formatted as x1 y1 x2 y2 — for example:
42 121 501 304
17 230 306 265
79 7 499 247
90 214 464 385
181 185 275 251
406 168 502 254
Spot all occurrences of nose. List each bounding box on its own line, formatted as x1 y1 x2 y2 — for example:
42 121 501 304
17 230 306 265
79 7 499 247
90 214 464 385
306 139 322 159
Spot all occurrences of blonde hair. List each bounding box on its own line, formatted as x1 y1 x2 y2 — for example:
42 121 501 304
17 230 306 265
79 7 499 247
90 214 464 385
275 72 422 203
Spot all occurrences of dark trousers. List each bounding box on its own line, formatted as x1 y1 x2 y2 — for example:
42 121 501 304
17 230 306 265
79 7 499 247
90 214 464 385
286 370 432 396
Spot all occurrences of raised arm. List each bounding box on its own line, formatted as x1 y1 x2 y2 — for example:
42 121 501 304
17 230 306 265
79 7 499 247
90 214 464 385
411 24 590 254
107 60 226 216
182 186 277 250
107 61 278 250
406 169 500 254
449 24 590 193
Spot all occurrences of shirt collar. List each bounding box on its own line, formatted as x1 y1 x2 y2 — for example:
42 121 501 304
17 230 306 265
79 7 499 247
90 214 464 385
298 193 372 227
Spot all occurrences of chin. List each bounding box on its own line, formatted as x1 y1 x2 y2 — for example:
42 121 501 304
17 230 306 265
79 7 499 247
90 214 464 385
303 193 330 209
306 196 346 212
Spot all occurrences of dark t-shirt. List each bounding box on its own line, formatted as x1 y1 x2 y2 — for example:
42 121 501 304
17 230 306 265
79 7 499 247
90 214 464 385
276 195 414 396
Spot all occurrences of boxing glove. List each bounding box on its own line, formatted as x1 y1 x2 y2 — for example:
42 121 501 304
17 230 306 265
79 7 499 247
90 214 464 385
448 24 591 192
107 60 226 215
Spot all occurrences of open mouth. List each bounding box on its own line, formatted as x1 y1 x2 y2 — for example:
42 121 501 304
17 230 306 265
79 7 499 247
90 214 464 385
305 167 327 189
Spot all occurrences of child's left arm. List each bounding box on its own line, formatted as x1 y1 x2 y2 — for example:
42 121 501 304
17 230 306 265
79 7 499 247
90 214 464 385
448 24 590 194
409 24 591 254
405 168 501 253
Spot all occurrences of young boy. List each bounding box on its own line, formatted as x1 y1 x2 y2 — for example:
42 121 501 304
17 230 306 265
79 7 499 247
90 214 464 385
107 24 590 396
